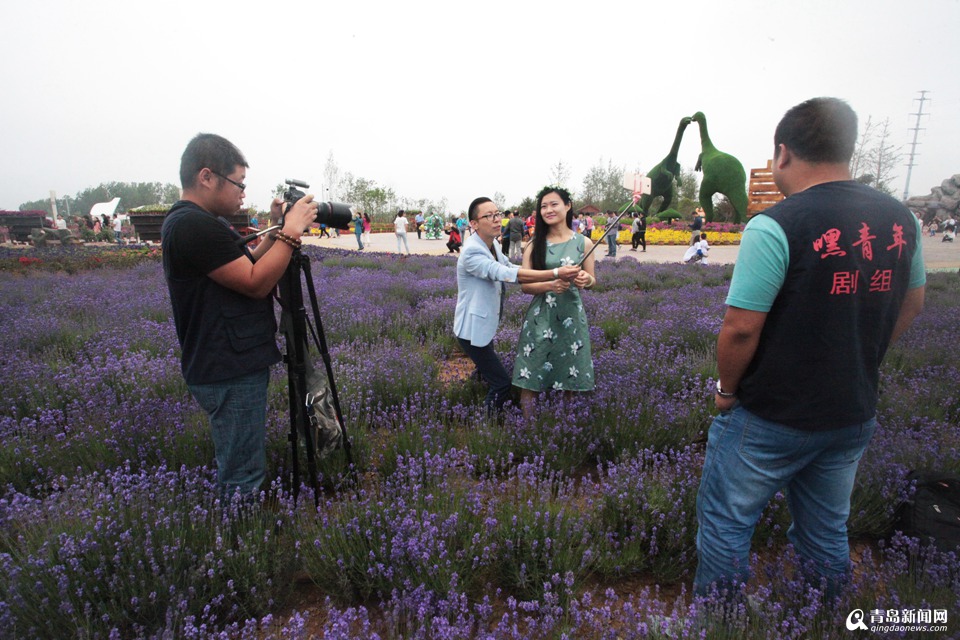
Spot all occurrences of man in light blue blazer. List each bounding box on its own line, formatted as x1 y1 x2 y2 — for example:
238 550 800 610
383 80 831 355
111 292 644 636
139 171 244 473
455 197 581 412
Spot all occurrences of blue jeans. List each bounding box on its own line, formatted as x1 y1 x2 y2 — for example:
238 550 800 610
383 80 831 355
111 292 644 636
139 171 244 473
694 404 876 596
606 233 617 256
457 337 511 412
188 368 270 496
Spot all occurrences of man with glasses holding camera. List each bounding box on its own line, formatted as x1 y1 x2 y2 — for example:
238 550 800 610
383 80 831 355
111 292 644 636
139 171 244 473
161 133 317 497
454 196 580 414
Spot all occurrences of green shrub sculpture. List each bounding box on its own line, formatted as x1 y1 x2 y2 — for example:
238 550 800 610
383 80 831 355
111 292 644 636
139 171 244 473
640 117 692 216
691 111 749 223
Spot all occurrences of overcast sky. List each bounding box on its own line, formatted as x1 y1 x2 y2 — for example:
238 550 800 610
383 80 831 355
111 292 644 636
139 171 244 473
2 0 957 213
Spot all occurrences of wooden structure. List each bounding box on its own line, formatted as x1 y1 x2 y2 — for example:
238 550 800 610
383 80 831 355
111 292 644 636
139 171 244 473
0 211 48 243
130 211 251 242
577 204 601 215
747 159 785 216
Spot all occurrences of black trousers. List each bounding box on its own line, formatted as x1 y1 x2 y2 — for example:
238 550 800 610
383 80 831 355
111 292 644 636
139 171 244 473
457 337 511 411
632 231 646 250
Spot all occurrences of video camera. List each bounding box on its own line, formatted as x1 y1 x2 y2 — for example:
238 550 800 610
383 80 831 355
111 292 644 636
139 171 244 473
283 179 353 229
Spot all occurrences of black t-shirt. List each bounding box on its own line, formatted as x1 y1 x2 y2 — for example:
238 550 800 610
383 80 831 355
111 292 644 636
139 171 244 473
164 205 245 277
162 201 280 384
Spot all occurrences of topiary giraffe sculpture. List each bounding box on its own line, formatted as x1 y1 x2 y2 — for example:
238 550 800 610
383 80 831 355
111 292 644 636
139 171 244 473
640 116 692 216
691 111 749 223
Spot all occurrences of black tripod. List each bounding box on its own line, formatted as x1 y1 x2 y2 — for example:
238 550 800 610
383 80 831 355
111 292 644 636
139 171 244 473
273 243 354 505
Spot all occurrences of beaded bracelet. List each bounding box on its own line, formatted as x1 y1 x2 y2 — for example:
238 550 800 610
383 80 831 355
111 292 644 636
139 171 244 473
270 232 302 249
275 230 302 248
276 230 302 246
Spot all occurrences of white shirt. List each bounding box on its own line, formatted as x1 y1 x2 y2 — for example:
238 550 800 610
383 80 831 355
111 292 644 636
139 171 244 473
683 238 709 263
394 217 408 234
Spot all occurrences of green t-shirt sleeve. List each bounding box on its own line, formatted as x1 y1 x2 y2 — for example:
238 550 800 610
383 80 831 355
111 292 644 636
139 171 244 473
908 214 926 289
727 213 925 310
726 215 789 312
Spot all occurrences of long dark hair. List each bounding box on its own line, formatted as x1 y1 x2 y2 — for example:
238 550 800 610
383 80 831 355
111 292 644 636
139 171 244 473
529 186 574 270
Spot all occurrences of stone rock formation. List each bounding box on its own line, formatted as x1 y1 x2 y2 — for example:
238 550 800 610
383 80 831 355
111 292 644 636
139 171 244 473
904 174 960 222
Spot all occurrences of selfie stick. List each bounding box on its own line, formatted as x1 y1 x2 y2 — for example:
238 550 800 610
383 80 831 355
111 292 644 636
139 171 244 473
577 193 641 267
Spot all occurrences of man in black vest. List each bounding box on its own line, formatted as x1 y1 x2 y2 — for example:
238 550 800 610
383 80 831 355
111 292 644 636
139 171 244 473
162 133 317 497
694 98 926 598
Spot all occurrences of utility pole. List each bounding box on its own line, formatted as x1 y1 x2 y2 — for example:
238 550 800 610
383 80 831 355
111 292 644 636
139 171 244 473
902 90 930 201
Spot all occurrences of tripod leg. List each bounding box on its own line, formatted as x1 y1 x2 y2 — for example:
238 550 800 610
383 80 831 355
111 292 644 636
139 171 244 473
285 355 301 503
278 252 322 506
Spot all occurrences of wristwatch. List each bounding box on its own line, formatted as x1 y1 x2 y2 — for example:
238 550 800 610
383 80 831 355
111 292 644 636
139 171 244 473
553 267 559 278
716 380 736 398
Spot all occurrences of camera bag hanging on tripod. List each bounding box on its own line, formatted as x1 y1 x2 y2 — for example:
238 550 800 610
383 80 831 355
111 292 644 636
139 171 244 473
304 354 343 460
894 470 960 552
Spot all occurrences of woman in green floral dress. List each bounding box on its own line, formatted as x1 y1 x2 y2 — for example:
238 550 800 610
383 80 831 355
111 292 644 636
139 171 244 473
512 186 597 419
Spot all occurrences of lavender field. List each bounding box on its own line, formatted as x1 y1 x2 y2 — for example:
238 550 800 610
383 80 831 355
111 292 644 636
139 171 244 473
0 245 957 639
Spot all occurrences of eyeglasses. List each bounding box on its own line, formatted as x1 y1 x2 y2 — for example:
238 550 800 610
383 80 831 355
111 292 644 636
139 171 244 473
476 212 503 222
211 171 246 192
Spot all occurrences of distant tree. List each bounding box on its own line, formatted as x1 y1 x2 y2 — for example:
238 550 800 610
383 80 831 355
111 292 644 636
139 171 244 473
401 197 450 217
364 187 393 218
849 115 875 182
675 166 701 215
323 152 341 201
430 197 449 216
516 196 536 216
580 161 606 207
851 116 902 196
395 196 416 212
548 160 572 189
338 172 396 219
580 158 628 212
20 181 181 218
493 191 506 211
711 196 736 222
160 183 181 203
18 197 54 213
865 118 902 196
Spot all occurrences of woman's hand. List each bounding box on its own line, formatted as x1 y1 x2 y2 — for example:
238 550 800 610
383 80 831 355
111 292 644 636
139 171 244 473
573 270 594 288
557 265 580 281
552 279 571 294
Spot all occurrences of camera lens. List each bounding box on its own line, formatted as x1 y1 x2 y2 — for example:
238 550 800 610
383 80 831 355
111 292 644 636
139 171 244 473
316 203 354 230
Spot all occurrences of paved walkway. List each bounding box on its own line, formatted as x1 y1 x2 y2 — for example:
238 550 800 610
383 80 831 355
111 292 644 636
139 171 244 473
304 231 959 270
